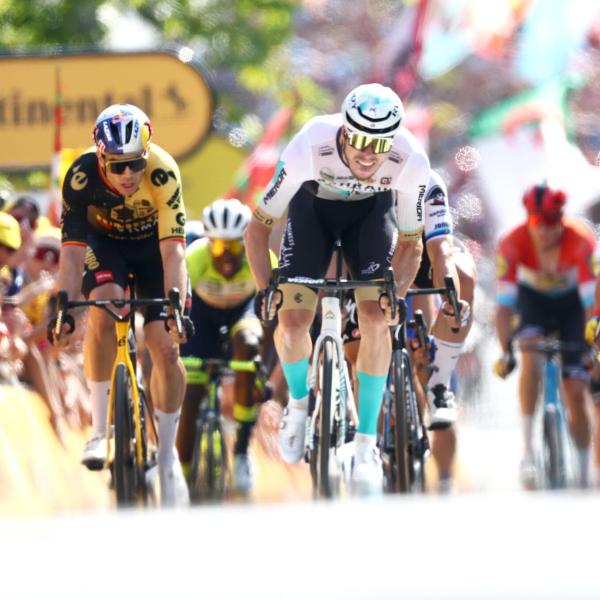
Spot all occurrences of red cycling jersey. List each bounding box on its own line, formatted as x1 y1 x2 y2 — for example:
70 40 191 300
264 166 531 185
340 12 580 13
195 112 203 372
496 216 596 308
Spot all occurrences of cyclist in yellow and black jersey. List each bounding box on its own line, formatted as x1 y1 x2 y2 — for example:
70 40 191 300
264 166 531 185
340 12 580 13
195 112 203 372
51 103 190 506
177 198 277 494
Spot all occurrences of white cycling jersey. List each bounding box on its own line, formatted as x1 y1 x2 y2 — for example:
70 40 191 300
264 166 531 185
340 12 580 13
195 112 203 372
256 113 430 240
422 169 453 243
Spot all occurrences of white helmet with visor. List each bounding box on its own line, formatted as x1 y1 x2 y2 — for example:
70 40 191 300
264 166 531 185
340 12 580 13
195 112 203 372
342 83 403 153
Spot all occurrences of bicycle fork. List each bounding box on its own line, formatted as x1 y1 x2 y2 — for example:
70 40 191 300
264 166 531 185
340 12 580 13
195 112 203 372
105 319 144 468
306 297 358 453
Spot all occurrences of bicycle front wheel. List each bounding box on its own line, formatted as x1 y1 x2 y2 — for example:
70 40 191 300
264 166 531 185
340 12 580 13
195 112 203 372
310 338 334 498
543 406 566 489
403 351 427 493
190 417 227 502
113 363 138 506
391 349 410 493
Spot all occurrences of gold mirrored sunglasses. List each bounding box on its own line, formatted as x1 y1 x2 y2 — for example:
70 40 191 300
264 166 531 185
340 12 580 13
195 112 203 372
346 132 393 154
209 238 244 257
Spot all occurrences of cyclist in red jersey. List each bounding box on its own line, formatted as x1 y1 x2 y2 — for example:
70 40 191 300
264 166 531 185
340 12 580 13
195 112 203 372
494 182 595 489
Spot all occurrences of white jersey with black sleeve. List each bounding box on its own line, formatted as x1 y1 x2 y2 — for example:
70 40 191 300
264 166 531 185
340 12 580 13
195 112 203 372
255 113 429 241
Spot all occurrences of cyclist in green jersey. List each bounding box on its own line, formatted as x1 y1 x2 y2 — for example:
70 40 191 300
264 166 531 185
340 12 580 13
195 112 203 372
177 199 277 493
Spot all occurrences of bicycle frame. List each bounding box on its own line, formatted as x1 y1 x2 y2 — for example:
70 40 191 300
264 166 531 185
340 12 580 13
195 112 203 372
307 295 358 457
105 318 145 468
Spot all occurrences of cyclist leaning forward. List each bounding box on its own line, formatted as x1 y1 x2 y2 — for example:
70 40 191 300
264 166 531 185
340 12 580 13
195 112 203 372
494 182 596 489
343 169 474 493
176 198 277 494
49 104 190 506
245 83 429 492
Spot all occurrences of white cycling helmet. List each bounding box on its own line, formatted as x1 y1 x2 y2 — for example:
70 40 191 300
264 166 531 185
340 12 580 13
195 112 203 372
342 83 403 137
93 104 152 155
202 198 251 240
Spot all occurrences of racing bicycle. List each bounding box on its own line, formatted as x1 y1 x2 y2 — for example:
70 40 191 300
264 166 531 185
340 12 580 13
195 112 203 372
264 239 399 499
517 337 586 490
182 347 270 502
382 276 461 494
53 286 186 507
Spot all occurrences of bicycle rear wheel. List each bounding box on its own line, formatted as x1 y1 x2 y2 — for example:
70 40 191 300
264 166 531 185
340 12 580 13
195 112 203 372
543 406 567 489
190 416 227 501
391 349 410 493
113 363 139 506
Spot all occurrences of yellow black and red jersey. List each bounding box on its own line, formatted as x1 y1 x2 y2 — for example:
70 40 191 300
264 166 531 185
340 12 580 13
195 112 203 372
61 143 185 245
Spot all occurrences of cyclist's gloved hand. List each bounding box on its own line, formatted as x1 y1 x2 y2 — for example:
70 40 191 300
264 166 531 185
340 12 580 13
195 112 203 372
493 351 516 379
584 316 600 347
254 288 282 323
379 294 406 326
46 313 75 348
164 312 194 344
441 299 471 328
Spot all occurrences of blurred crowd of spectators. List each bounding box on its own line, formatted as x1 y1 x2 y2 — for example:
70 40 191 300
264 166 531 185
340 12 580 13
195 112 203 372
0 195 89 443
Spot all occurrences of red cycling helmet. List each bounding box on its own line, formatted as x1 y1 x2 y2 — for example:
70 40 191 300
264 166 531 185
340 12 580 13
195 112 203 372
522 182 566 226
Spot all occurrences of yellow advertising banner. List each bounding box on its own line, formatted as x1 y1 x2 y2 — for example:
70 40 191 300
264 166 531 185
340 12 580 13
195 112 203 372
0 51 214 170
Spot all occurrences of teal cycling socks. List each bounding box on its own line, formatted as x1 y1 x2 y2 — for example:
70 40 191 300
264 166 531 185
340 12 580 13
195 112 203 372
357 372 387 435
281 357 309 401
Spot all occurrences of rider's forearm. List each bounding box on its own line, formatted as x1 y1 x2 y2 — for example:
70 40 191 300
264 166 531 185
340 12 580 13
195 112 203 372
428 236 461 298
160 240 187 304
495 304 514 353
245 217 275 290
56 245 86 299
392 237 423 297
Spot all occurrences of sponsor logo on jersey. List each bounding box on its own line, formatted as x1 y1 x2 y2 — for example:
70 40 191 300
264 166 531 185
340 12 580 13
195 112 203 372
426 185 446 206
253 208 274 227
263 160 287 205
430 209 447 218
166 188 181 210
380 176 392 185
171 226 185 235
70 164 88 191
388 151 402 164
175 212 185 226
95 270 114 284
416 184 425 222
319 167 335 182
318 145 334 156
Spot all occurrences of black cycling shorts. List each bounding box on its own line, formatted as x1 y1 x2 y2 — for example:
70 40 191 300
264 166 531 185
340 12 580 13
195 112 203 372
180 293 257 359
515 285 588 380
82 232 167 323
278 188 399 280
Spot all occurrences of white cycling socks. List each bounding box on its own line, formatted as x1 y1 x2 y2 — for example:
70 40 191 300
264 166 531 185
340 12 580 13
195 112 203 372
155 408 181 467
428 338 463 389
88 380 111 438
521 414 535 458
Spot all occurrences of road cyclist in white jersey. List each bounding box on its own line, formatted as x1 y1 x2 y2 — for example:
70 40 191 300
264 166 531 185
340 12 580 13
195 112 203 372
406 170 474 492
342 169 474 493
245 83 430 493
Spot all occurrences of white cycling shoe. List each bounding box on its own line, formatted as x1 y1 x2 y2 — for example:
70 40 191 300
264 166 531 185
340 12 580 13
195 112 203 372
519 454 538 491
279 402 308 464
427 384 457 430
159 459 190 508
81 436 107 471
351 442 384 495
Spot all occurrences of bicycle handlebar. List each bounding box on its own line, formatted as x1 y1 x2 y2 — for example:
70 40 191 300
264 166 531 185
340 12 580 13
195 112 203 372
263 267 399 326
53 288 185 341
